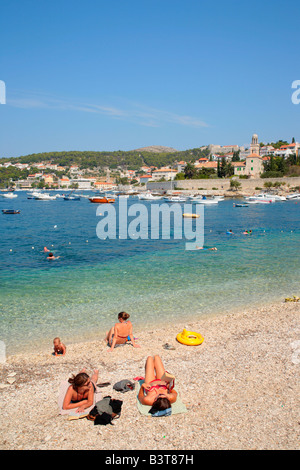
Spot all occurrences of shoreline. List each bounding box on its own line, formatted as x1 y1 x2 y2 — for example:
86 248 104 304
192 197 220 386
1 299 299 450
3 296 287 358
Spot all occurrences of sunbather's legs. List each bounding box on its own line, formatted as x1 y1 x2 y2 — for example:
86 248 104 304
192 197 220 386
145 356 156 383
91 369 99 384
105 327 114 343
154 355 165 380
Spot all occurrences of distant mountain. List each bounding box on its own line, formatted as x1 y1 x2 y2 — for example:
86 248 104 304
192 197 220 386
133 145 178 154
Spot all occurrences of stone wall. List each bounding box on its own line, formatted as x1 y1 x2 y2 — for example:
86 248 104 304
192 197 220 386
147 177 300 194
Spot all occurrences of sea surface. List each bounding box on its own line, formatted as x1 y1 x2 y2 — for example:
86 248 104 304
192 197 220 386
1 191 299 355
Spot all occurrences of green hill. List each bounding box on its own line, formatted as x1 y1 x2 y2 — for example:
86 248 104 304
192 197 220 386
1 147 209 170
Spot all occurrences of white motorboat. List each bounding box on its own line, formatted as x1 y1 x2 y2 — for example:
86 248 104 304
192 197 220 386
286 193 300 200
138 192 162 200
1 192 18 198
34 193 57 200
255 193 286 202
192 196 219 204
164 196 187 202
194 199 219 205
245 195 274 203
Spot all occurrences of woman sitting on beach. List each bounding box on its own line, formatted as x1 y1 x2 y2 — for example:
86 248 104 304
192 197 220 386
105 311 140 351
63 369 98 413
138 355 177 415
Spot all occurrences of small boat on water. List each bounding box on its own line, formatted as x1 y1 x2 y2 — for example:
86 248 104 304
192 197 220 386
193 197 219 205
138 192 162 200
63 195 81 200
63 190 81 200
164 196 187 202
286 193 300 200
34 193 57 200
89 196 115 203
27 190 43 199
233 203 249 207
0 192 18 199
2 209 20 214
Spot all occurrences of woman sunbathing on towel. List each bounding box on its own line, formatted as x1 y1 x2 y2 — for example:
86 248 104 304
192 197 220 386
105 311 140 351
138 355 177 415
63 369 98 413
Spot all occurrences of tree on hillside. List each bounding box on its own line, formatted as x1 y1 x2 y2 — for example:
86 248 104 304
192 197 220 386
184 163 197 179
230 179 241 191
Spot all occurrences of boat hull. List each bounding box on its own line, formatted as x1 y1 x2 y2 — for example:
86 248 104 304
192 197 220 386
89 197 115 203
2 209 20 214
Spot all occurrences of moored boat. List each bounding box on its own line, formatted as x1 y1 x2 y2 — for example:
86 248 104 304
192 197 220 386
2 209 20 214
63 195 81 200
89 196 115 203
0 192 18 199
34 193 57 200
286 193 300 200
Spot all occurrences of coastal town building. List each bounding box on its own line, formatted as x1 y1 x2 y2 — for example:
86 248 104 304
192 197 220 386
151 167 177 181
275 142 300 158
250 134 260 155
139 174 153 184
72 178 93 190
59 177 71 188
176 161 187 172
245 153 264 177
233 161 246 176
195 161 218 170
94 181 117 191
260 145 275 156
208 144 242 155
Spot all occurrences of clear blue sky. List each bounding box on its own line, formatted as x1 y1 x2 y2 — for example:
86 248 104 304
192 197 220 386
1 0 300 157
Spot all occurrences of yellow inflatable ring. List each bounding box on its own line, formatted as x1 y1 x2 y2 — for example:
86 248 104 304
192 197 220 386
176 328 204 346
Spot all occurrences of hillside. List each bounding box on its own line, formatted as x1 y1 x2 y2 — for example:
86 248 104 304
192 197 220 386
133 145 178 153
0 147 209 170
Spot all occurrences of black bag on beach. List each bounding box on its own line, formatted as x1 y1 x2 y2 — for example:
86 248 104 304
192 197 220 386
87 396 123 426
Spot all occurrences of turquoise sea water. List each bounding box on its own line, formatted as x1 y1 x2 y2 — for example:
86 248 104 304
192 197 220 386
1 192 299 355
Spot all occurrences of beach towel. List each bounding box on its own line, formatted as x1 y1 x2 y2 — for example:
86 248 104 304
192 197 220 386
58 380 102 418
136 380 187 417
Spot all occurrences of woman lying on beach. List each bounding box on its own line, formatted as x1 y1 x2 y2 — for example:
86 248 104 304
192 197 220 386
138 355 177 415
105 311 140 351
63 369 98 413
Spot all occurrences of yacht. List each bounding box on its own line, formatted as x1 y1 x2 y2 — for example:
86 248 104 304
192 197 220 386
191 196 219 204
245 195 274 203
1 192 18 198
286 193 300 200
138 192 162 200
164 195 187 202
254 192 286 202
34 193 57 200
193 198 219 205
27 190 42 199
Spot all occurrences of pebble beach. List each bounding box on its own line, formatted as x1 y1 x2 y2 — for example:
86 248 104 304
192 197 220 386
0 300 299 451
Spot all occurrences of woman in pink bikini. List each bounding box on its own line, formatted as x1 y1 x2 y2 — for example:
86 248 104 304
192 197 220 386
105 311 140 351
138 355 177 416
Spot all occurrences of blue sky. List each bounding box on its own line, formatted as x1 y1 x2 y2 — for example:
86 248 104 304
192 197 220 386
0 0 300 157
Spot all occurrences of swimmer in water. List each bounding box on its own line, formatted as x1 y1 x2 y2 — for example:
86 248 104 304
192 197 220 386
196 246 217 251
47 252 60 260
